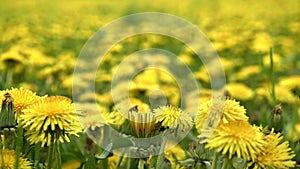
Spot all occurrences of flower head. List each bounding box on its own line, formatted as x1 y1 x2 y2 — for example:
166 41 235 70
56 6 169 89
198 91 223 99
204 120 265 161
249 129 296 169
0 149 32 169
20 96 82 147
128 107 157 138
226 83 254 100
279 75 300 91
154 105 193 131
4 88 42 118
195 98 248 137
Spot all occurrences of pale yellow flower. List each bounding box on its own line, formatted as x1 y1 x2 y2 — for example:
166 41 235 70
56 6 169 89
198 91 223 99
154 105 193 131
226 83 254 100
195 98 248 137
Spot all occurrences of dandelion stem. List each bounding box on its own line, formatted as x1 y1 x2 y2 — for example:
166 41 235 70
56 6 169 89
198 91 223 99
126 151 131 169
55 141 62 169
138 159 145 169
15 125 24 169
115 150 125 168
5 66 13 88
221 157 229 169
156 133 168 168
269 47 276 105
211 152 219 169
46 143 54 169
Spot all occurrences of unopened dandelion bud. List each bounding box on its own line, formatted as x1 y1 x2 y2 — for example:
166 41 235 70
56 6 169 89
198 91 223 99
269 105 283 133
0 92 16 129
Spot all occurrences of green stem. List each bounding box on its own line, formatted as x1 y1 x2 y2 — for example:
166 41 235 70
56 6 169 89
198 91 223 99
126 151 131 169
211 152 219 169
221 157 229 169
115 150 125 168
33 144 41 169
5 66 14 88
55 141 62 169
138 159 145 169
15 126 24 169
46 143 54 169
101 125 109 168
156 134 168 168
269 47 276 105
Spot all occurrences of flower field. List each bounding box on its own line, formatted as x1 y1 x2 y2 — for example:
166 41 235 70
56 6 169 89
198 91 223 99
0 1 300 168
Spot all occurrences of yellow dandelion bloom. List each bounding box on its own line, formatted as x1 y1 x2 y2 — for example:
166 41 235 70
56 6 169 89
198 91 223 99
3 88 42 118
20 96 82 147
129 70 160 92
195 98 248 136
154 105 193 131
262 53 283 71
233 65 261 81
104 110 127 129
108 155 126 169
252 32 273 52
204 121 265 161
165 142 186 169
226 83 254 100
279 75 300 90
128 110 157 138
249 130 296 169
0 48 25 65
255 85 297 104
0 149 32 169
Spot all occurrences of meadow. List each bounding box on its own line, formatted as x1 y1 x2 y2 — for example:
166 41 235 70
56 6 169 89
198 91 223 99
0 0 300 168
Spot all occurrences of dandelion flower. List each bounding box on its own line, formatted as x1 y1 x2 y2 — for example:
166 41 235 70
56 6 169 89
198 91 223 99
20 96 82 147
252 32 273 52
234 65 261 81
0 149 32 169
204 121 265 161
104 110 126 129
279 75 300 90
0 48 25 65
128 109 157 138
195 98 248 136
226 83 254 100
6 87 42 118
154 105 193 131
255 84 297 104
249 129 296 169
165 142 186 169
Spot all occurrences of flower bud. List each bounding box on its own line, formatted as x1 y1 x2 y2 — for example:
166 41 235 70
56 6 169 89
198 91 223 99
268 105 283 133
0 92 16 129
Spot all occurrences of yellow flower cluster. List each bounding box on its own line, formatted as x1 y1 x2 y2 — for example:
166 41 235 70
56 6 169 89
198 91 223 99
0 88 82 147
195 98 295 167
